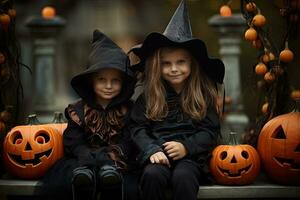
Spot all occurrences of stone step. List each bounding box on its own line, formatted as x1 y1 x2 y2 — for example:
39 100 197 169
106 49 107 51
0 173 300 199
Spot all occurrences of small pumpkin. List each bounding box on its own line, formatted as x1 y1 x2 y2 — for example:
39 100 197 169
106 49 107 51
210 132 260 185
2 114 63 179
257 100 300 185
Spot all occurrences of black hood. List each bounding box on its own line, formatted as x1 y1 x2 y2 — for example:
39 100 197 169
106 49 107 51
71 30 135 109
129 0 225 84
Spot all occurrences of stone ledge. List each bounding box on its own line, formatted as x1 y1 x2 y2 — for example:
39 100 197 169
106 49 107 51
1 173 300 199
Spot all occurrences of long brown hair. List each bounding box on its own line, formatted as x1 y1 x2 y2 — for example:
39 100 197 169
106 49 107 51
144 47 218 121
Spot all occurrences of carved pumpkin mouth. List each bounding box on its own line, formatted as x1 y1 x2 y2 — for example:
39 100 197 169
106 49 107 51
218 164 252 177
8 149 52 166
274 157 300 169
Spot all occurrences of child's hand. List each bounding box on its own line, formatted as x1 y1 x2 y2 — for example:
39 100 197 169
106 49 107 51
163 141 187 160
149 151 171 167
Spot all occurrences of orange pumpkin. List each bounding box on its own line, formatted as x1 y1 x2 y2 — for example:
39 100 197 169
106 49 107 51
46 112 67 135
2 114 63 179
210 132 260 185
257 100 300 185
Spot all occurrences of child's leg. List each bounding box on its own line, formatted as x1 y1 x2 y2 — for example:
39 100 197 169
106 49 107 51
72 166 96 200
171 159 201 200
140 164 171 200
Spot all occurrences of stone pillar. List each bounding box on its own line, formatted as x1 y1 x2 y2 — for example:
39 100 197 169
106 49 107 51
26 16 66 123
208 14 249 142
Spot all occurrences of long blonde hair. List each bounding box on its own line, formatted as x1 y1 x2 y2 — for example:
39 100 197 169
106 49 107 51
144 47 218 121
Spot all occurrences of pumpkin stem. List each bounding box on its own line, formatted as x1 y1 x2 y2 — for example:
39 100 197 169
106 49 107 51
228 132 239 145
52 112 65 123
27 114 40 125
293 98 300 113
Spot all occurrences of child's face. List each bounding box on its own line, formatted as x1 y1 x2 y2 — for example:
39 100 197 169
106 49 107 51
92 68 122 102
160 48 191 93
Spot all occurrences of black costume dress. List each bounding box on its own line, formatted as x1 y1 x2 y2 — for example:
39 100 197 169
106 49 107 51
36 30 139 200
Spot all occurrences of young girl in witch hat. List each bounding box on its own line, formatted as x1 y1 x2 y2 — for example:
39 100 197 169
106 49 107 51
129 0 225 200
38 30 138 200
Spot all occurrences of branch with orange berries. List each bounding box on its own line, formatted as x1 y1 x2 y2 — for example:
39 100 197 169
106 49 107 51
240 0 300 146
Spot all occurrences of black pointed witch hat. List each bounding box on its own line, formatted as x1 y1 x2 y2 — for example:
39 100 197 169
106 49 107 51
71 30 135 107
130 0 225 84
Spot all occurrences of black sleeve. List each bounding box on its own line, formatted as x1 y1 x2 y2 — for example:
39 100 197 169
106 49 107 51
63 119 95 165
181 105 220 157
129 95 162 165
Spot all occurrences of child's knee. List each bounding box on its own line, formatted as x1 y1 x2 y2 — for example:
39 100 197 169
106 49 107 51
142 164 169 183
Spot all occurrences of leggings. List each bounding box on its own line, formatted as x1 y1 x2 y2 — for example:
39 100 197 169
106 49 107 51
140 159 202 200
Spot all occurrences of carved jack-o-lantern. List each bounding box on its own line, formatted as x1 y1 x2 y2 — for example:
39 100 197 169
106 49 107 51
210 132 260 185
258 100 300 185
46 112 67 135
2 115 63 179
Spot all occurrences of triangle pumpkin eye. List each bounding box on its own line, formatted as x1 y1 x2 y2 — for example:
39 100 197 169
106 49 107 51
271 126 286 139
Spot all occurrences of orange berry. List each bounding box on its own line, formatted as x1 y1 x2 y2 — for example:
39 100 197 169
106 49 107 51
261 103 269 114
291 90 300 100
257 80 265 90
245 2 257 12
42 6 56 19
0 110 11 122
264 72 275 83
0 121 6 133
255 62 268 75
0 52 5 64
279 48 294 63
8 9 17 19
220 5 232 17
252 14 266 27
252 40 263 49
272 66 284 76
262 52 275 63
224 96 233 105
0 14 11 30
245 27 257 41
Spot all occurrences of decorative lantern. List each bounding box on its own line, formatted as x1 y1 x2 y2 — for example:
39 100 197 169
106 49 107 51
210 132 261 185
2 114 63 179
46 112 67 135
257 100 300 185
